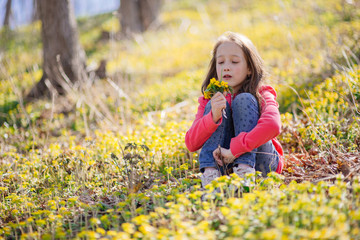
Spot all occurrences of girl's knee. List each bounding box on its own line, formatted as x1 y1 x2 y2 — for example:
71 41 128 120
233 93 257 105
232 93 259 115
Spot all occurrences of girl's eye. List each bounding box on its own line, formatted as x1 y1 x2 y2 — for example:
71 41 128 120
232 61 239 64
217 62 224 65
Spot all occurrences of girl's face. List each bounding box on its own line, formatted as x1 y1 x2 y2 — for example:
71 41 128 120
216 41 251 93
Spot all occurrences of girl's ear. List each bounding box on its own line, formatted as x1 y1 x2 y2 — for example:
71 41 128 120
247 68 252 75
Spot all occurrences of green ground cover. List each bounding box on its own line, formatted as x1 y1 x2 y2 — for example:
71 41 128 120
0 0 359 239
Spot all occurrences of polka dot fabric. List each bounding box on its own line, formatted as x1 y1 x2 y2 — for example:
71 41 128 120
199 93 279 176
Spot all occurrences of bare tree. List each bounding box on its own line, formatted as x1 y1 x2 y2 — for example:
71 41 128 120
32 0 40 23
119 0 142 35
3 0 12 27
118 0 162 37
26 0 88 100
139 0 162 30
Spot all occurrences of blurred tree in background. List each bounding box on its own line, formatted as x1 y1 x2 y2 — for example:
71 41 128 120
25 0 88 100
31 0 39 23
2 0 11 28
119 0 162 37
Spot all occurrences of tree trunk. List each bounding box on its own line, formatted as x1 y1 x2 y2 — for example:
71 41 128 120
3 0 12 27
139 0 161 30
118 0 162 37
119 0 143 36
26 0 87 100
32 0 40 23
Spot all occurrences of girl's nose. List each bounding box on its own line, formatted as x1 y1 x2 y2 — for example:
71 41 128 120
223 67 230 72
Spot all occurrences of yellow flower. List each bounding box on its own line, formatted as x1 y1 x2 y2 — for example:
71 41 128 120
96 228 106 236
204 78 232 99
122 223 135 234
204 91 211 99
221 81 228 87
139 224 155 235
90 217 101 226
11 209 19 215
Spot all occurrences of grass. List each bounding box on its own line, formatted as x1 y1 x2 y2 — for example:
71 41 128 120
0 0 359 239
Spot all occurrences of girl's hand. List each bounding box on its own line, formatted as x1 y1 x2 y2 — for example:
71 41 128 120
213 147 235 166
211 92 227 123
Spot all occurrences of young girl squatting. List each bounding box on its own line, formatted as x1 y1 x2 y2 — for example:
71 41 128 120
185 32 284 187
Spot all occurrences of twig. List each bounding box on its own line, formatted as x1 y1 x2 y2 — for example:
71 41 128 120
344 165 360 181
222 109 227 119
217 144 230 176
312 175 337 184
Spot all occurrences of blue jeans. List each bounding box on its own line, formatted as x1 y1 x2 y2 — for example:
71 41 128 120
199 93 279 176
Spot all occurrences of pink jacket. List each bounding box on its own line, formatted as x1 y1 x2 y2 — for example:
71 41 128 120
185 85 284 173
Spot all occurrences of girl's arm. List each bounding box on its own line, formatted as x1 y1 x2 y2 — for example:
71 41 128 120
185 96 222 152
229 85 281 158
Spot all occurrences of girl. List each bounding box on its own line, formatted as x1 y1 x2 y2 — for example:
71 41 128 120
185 32 284 187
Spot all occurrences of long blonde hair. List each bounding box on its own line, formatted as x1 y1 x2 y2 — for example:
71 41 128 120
201 32 267 110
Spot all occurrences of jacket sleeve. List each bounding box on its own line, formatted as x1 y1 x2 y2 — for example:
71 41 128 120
185 96 222 152
229 86 281 157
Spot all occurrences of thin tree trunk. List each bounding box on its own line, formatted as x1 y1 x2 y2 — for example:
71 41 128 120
26 0 87 100
3 0 12 27
119 0 143 37
139 0 161 30
118 0 162 37
32 0 40 23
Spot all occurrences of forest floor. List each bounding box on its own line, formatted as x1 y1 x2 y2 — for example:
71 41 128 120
0 0 360 239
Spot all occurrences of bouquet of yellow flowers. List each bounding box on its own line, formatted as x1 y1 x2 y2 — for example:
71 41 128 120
204 78 233 99
204 78 233 119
